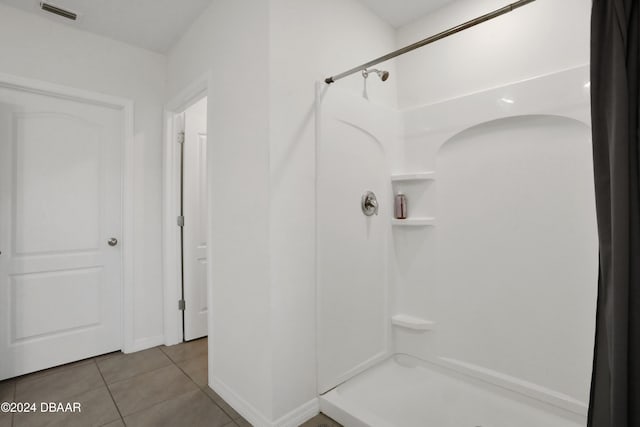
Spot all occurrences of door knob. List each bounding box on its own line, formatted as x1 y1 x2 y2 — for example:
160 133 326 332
108 238 118 247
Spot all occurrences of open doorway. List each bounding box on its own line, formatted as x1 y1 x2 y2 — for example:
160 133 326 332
178 96 208 341
163 79 210 347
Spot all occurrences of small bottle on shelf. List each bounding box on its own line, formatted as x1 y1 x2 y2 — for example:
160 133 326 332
394 193 407 219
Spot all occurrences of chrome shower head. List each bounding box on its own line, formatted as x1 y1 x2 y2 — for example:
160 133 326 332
362 68 390 82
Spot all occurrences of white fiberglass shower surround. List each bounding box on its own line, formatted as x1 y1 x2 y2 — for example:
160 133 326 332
316 5 596 421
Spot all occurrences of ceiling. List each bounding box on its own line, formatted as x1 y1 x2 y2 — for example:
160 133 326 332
0 0 456 54
0 0 213 53
359 0 457 28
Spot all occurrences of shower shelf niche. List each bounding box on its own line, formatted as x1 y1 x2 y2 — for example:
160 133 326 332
391 172 435 225
391 314 435 331
392 217 435 227
391 171 436 182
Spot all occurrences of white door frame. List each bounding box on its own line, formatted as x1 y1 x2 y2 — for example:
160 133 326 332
0 72 136 353
162 73 209 345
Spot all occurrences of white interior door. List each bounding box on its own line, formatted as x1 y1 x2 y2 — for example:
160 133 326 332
183 97 208 341
0 84 123 380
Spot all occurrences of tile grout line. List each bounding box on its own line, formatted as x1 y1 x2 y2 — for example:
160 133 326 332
16 362 106 404
93 359 126 426
11 380 15 427
171 353 199 385
10 341 207 426
115 387 200 421
11 358 95 388
6 343 201 427
169 355 217 408
156 345 186 364
199 384 242 422
168 350 239 423
96 349 175 387
158 339 208 364
12 373 108 427
106 353 203 421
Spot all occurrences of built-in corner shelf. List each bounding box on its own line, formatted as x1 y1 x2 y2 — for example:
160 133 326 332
391 171 436 182
392 217 435 227
391 314 435 331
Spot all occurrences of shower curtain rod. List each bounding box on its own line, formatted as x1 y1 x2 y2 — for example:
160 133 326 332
324 0 537 84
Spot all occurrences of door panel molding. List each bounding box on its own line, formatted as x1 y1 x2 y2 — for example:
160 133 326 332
0 72 135 354
10 266 103 342
13 111 102 255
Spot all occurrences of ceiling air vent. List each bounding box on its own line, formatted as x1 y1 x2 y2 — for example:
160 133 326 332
39 2 77 21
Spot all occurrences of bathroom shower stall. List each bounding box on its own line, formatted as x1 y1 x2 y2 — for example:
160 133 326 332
315 38 597 426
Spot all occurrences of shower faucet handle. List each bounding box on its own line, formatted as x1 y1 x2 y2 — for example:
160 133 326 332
361 191 379 216
367 198 378 211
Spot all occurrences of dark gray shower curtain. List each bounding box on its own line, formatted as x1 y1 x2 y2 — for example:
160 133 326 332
588 1 640 426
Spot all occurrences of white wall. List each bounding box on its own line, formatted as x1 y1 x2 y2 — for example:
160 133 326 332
395 0 591 108
390 0 596 414
167 0 594 421
269 0 397 419
0 4 167 350
436 114 596 404
315 86 400 395
167 0 273 421
168 0 398 423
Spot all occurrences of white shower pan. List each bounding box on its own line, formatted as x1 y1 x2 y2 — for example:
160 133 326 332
320 355 585 427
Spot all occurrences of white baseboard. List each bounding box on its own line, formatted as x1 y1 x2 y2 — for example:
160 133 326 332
127 335 165 353
211 376 319 427
272 397 319 427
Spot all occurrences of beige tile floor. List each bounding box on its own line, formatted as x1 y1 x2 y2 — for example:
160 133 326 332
0 338 341 427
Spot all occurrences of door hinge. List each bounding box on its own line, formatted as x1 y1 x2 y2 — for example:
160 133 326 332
177 131 185 144
177 216 184 227
178 299 185 311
